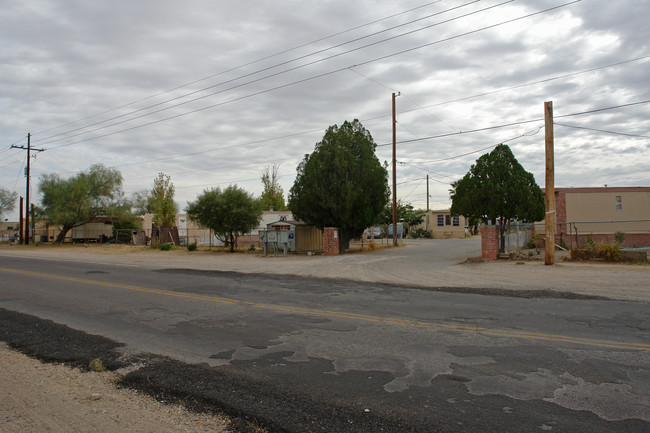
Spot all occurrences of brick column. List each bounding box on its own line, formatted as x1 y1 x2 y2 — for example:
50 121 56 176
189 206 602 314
323 227 340 255
481 224 499 261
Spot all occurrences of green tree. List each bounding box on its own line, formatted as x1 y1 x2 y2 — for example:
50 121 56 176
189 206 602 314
379 200 426 231
288 119 389 253
450 143 544 251
150 173 178 227
260 164 287 211
39 164 129 243
0 187 18 218
186 185 263 252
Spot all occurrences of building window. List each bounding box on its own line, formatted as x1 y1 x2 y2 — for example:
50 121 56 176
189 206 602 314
445 215 451 226
453 215 460 226
615 195 622 211
437 215 444 226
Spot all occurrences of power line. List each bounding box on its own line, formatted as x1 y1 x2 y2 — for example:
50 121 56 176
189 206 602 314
378 119 544 146
362 54 650 123
35 0 541 149
554 122 650 139
376 99 650 148
31 0 481 146
554 100 650 118
30 1 445 138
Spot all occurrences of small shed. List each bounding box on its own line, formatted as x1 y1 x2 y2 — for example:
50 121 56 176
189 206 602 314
267 217 323 253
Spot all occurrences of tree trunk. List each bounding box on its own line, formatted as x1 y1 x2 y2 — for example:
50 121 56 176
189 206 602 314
55 225 73 243
339 230 352 254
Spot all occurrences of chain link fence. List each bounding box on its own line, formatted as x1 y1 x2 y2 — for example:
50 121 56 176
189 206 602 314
502 220 650 252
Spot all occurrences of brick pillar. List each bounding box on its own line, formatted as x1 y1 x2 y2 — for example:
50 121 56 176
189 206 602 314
481 224 499 261
323 227 340 255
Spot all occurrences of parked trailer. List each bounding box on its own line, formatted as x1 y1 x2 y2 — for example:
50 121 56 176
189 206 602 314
71 222 113 243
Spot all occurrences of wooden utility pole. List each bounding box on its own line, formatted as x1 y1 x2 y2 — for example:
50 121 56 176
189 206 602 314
426 175 429 212
392 92 398 246
11 133 44 245
19 196 24 244
544 101 555 265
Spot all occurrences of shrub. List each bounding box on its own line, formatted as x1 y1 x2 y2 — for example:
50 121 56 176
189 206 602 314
187 243 197 251
598 243 622 262
570 248 594 261
160 243 172 251
89 358 106 372
584 236 598 251
614 231 625 245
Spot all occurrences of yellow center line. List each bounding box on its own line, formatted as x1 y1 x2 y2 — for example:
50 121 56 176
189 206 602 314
2 267 649 352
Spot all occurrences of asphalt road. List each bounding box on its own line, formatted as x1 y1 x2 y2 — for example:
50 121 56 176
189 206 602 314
0 254 648 432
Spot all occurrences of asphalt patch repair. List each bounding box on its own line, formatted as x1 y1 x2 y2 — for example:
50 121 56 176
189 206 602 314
0 307 436 433
2 307 646 433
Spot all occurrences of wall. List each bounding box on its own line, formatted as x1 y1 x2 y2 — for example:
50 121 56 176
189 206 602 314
481 224 499 260
323 227 340 255
563 188 650 223
541 187 650 248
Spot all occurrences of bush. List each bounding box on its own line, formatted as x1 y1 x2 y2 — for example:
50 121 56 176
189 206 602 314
159 243 172 251
570 248 594 261
614 231 625 245
585 237 597 251
187 243 197 251
89 358 106 372
412 228 432 239
598 243 622 262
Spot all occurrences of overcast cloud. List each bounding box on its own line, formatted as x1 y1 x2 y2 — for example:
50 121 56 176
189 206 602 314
1 0 649 221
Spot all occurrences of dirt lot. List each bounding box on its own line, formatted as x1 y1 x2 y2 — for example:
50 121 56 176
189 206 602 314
0 342 228 433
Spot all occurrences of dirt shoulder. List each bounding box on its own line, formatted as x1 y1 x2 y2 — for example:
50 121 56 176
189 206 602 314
0 342 228 433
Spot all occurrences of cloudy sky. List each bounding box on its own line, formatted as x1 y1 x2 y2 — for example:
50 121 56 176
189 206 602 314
1 0 649 221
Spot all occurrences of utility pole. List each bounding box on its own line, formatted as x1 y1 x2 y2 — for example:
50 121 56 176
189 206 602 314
12 133 44 245
544 101 555 265
19 196 24 244
425 175 430 232
426 175 429 212
392 92 398 246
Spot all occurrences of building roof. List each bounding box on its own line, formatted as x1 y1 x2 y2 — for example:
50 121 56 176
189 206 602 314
546 187 650 194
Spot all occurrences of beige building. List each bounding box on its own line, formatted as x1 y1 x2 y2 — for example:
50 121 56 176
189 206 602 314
417 210 467 239
549 187 650 247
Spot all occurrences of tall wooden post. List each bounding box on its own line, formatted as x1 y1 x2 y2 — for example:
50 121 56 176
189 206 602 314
392 92 397 246
426 175 429 212
25 133 31 245
19 196 24 245
544 101 555 265
11 133 43 244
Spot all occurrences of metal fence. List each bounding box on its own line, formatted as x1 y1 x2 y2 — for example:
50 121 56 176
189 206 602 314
555 220 650 249
502 220 650 252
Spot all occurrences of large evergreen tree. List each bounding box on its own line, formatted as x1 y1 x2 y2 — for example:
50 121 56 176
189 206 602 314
288 119 389 253
450 143 544 251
